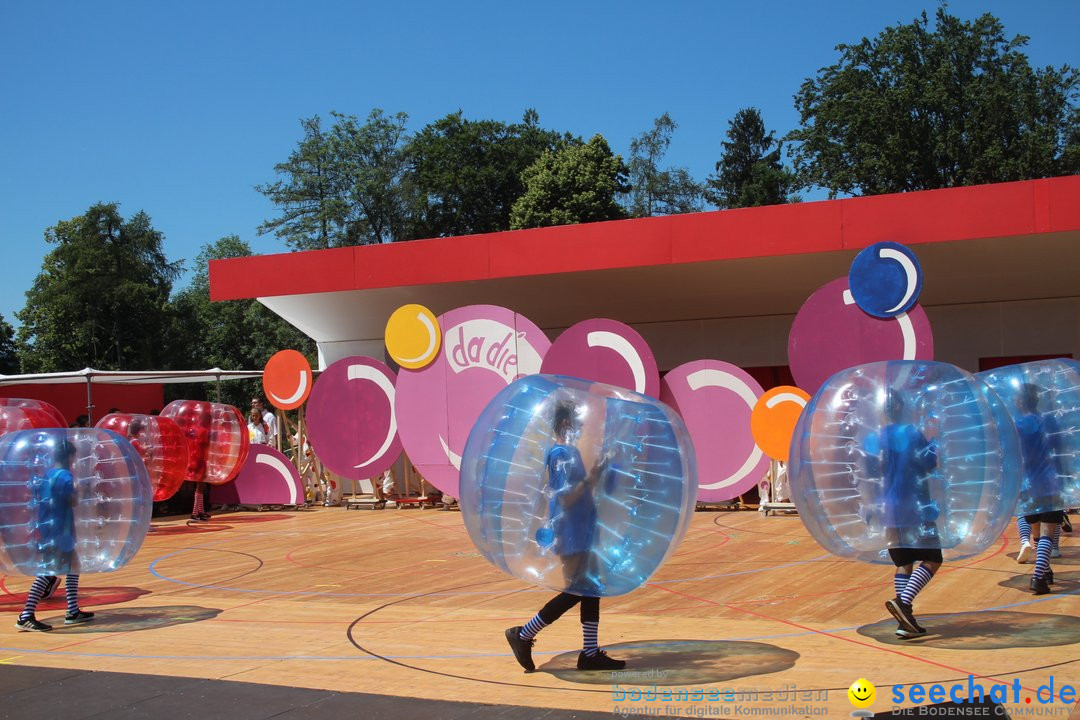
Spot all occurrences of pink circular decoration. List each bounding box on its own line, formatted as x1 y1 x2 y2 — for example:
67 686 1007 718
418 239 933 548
160 400 249 485
660 360 769 502
788 277 934 394
306 356 401 480
210 446 305 507
0 398 66 428
540 318 660 398
395 305 551 497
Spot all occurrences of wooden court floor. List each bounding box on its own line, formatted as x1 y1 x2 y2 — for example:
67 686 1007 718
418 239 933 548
1 507 1078 718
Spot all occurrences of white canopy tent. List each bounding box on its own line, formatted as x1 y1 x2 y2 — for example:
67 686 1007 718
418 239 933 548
0 368 265 421
0 368 264 385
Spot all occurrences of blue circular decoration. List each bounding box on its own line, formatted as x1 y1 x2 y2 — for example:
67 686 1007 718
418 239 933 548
976 358 1080 516
788 360 1020 563
459 374 697 597
848 241 923 318
0 428 153 576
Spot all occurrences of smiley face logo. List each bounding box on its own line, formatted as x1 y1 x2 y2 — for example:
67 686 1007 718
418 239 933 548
848 678 876 709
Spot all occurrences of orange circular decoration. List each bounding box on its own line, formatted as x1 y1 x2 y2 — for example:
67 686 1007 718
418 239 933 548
750 386 812 462
384 304 441 369
263 350 314 410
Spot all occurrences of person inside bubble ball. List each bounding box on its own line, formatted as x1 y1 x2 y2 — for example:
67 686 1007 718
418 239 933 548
505 400 625 673
187 410 212 522
865 390 941 639
16 437 94 631
1013 383 1066 595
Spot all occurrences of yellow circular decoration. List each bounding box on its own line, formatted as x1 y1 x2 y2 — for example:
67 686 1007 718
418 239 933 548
385 304 442 370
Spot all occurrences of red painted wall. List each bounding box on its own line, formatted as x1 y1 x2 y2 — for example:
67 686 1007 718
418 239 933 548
0 384 164 425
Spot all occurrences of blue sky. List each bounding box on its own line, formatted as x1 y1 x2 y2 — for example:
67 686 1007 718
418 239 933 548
1 1 1076 329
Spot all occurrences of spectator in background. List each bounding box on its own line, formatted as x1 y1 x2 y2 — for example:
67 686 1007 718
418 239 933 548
251 398 277 447
247 408 269 444
380 468 395 499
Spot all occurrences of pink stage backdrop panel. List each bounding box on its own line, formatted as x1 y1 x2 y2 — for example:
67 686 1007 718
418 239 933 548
661 360 768 502
395 305 550 497
306 356 402 480
211 446 305 506
540 318 660 398
788 277 934 394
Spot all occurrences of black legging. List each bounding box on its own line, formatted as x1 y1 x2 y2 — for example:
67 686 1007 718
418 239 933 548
537 551 599 624
538 592 599 624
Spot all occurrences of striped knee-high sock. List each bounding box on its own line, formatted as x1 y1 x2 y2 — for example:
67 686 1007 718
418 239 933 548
1034 537 1052 580
520 614 547 640
65 575 79 615
1017 517 1031 545
582 621 599 656
1052 523 1061 552
894 573 911 598
192 486 205 516
900 564 935 606
20 576 52 620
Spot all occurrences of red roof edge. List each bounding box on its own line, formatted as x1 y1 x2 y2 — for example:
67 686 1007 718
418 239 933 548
210 176 1080 302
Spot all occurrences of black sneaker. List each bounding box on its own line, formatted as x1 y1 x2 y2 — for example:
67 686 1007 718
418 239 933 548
65 610 94 625
1030 577 1051 595
42 576 61 600
504 626 535 672
190 513 211 523
895 624 926 639
577 650 626 671
15 616 52 632
1046 568 1054 585
885 598 924 635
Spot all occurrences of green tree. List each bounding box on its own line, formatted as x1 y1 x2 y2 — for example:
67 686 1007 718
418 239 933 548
17 203 182 372
257 116 349 250
706 108 797 208
510 135 629 229
169 235 316 407
0 314 17 374
788 8 1079 197
624 113 704 217
328 109 411 244
403 109 567 238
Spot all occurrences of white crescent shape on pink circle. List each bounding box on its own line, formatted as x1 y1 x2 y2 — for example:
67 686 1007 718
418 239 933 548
686 368 765 491
347 363 398 468
879 248 919 314
765 392 808 409
439 434 462 469
586 331 646 393
397 312 439 365
255 450 300 505
268 370 310 407
843 289 915 359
